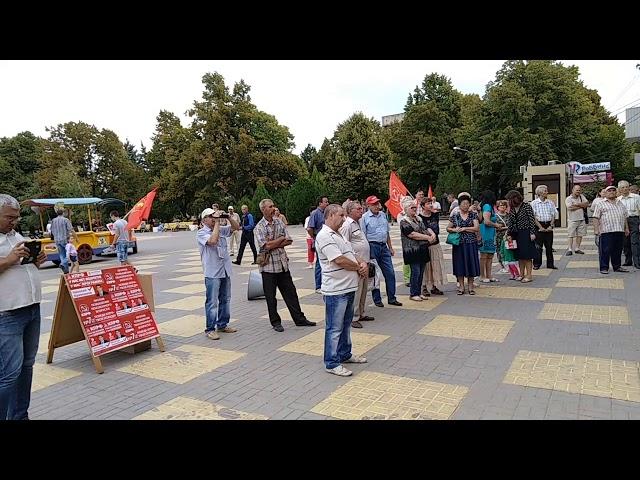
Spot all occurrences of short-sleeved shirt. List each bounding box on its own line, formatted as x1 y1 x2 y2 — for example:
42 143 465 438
0 230 41 311
113 219 130 243
254 217 291 273
307 208 325 236
565 194 588 222
66 243 78 257
593 199 628 233
362 210 389 243
339 217 370 261
450 211 479 243
197 224 233 278
618 193 640 217
530 198 557 223
315 225 359 296
50 215 74 244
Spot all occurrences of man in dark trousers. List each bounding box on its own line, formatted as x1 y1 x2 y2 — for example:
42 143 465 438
233 204 257 265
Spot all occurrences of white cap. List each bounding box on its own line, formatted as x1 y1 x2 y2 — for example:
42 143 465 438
228 205 234 210
201 208 215 218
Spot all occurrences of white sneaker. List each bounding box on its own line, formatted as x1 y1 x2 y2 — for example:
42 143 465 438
325 365 352 376
409 295 423 301
344 354 367 364
499 268 508 274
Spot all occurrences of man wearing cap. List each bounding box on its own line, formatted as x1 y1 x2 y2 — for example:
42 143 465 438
592 185 630 274
226 206 241 256
363 195 402 307
617 180 640 269
197 207 241 340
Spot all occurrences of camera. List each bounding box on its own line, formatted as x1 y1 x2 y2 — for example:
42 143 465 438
217 212 230 219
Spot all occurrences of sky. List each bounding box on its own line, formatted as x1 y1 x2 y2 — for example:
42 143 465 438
1 60 639 155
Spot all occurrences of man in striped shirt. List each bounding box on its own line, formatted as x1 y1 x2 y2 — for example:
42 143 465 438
50 208 78 273
592 185 630 274
255 198 315 332
530 185 558 270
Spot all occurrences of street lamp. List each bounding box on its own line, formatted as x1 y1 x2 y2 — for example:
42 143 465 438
453 146 473 194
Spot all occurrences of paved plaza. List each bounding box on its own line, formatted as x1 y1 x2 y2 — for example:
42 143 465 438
30 223 640 420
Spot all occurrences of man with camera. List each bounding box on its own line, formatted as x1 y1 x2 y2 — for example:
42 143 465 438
197 206 240 340
255 199 316 332
0 194 48 420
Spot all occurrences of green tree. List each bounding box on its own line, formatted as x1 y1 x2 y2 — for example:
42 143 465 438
436 164 470 197
300 144 317 170
322 113 391 201
285 168 330 225
0 131 43 200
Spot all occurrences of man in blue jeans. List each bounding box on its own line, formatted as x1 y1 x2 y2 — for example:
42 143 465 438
197 207 241 340
0 194 48 420
316 204 369 376
363 195 403 307
50 207 77 273
306 195 329 292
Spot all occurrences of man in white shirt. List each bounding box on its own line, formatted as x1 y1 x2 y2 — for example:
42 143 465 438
339 201 374 329
617 180 640 269
564 185 590 255
431 197 442 213
316 204 369 377
593 186 630 274
530 185 558 270
0 194 47 420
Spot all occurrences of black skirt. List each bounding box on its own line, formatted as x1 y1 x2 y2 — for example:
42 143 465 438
513 229 536 260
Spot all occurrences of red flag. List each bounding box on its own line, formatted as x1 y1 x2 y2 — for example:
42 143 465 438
427 185 433 199
126 188 157 229
384 171 410 219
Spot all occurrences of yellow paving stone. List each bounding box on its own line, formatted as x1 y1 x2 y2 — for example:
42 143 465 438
538 303 630 325
392 295 448 311
504 350 640 402
32 363 82 392
168 273 205 282
159 314 206 337
566 261 601 268
418 314 515 343
474 286 552 301
175 266 204 273
279 329 388 357
134 396 268 420
311 371 468 420
261 303 326 323
133 264 158 271
531 268 553 276
37 332 50 354
118 344 245 384
42 278 62 285
156 295 204 311
41 285 59 295
162 283 207 295
555 277 624 290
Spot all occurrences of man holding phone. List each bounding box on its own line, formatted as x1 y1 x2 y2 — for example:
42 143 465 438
0 194 47 420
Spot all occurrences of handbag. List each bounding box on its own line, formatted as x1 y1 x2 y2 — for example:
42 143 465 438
256 249 270 267
446 215 461 246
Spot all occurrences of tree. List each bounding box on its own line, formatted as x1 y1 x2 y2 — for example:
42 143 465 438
285 168 330 225
300 144 317 169
436 164 470 197
322 113 391 201
0 131 43 200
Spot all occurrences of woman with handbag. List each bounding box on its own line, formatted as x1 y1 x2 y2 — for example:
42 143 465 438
504 190 537 283
419 197 446 296
400 199 435 301
446 194 480 295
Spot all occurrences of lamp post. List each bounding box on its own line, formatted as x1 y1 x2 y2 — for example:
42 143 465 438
453 146 473 194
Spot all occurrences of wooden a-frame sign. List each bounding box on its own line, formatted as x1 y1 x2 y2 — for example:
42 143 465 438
47 269 165 374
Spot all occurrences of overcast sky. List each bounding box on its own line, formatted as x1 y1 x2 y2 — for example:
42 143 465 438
1 60 638 154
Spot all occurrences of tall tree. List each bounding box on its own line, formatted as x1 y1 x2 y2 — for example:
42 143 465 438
0 131 43 200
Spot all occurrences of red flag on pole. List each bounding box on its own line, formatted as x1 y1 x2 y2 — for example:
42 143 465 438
125 188 158 230
427 185 433 199
384 171 410 219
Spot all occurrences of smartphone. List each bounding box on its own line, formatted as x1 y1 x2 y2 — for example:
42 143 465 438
21 241 42 265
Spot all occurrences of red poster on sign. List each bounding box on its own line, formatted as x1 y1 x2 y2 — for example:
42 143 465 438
64 266 160 357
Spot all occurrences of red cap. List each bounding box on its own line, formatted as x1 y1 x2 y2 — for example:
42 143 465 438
366 195 381 205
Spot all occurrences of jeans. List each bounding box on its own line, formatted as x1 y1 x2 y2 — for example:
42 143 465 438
369 242 397 304
599 232 624 272
56 242 69 273
314 258 322 290
409 262 425 297
204 275 231 332
0 303 41 420
261 270 307 327
323 292 355 369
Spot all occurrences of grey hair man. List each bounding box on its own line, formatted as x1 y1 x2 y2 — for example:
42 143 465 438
0 194 48 419
530 184 558 270
339 201 374 329
565 184 590 255
617 180 640 268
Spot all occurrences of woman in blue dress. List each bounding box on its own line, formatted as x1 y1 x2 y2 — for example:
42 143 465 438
478 190 503 283
446 194 480 295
